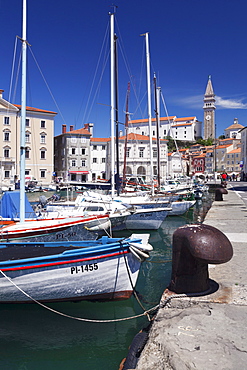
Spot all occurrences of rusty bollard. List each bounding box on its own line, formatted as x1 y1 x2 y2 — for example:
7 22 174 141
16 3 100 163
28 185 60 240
215 187 228 201
168 224 233 294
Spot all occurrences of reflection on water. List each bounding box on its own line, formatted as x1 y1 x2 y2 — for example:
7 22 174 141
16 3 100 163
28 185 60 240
0 192 214 370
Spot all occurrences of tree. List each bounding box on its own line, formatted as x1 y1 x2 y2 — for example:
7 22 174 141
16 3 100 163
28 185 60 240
196 138 214 146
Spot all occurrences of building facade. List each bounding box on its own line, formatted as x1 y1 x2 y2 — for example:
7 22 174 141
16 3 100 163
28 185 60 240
54 124 92 182
127 116 202 142
0 89 56 189
224 118 244 139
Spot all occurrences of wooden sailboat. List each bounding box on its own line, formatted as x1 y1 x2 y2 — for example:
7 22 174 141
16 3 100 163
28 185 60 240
0 4 152 303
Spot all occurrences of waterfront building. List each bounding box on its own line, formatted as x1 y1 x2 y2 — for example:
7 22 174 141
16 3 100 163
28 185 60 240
0 89 56 190
167 151 188 178
114 133 169 182
54 124 92 183
90 137 109 181
203 76 216 140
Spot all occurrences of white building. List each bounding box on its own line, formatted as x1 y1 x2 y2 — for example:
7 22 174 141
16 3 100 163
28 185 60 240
90 137 109 181
224 118 244 139
240 126 247 179
0 89 56 189
128 116 202 142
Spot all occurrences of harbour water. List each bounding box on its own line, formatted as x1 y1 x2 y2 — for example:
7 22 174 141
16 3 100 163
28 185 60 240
0 192 214 370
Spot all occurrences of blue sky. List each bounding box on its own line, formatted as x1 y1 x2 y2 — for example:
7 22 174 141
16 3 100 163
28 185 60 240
1 0 247 138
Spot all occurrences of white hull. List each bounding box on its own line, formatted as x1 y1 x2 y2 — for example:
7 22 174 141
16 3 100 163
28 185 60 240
0 252 140 303
0 234 152 303
168 200 196 216
0 215 110 242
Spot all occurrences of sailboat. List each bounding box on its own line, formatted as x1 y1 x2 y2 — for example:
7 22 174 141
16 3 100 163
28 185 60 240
0 3 152 303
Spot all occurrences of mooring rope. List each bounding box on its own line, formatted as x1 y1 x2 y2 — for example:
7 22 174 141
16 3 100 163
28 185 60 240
0 268 158 323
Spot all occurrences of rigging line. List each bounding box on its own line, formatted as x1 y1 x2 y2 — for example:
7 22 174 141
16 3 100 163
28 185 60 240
12 51 22 104
28 46 66 123
117 37 146 119
160 90 185 176
85 49 110 124
0 268 157 323
7 36 18 111
80 22 110 125
115 17 146 119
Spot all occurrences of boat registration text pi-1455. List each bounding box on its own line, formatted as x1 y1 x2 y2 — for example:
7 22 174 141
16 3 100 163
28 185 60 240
70 263 99 274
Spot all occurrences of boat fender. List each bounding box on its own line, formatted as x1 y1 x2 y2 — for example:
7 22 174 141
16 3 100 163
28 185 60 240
121 331 149 370
129 245 150 262
129 242 153 252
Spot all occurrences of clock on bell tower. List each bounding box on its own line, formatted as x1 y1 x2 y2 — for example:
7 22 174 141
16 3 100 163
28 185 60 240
203 76 216 140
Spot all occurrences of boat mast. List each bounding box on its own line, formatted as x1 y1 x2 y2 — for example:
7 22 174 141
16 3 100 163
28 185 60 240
122 82 130 189
142 33 154 196
114 33 120 195
20 0 27 223
154 73 161 191
110 11 115 198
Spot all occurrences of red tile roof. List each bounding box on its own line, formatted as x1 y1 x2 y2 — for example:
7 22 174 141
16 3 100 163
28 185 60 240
227 148 241 154
14 104 57 115
174 117 196 122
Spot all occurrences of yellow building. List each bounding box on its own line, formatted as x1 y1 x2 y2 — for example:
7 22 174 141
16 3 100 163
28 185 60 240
0 89 56 190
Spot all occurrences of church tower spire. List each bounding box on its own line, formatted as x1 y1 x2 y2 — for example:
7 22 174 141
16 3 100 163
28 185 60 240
203 75 216 140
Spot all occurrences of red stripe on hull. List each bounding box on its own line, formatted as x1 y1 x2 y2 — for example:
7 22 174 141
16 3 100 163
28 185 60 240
1 250 129 272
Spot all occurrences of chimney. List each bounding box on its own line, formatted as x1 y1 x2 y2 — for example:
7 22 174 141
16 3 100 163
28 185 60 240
0 89 4 99
119 130 123 137
88 123 94 136
62 124 66 134
84 123 93 136
70 125 74 132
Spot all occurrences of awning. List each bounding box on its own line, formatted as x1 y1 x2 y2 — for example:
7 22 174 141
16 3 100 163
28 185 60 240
69 171 89 174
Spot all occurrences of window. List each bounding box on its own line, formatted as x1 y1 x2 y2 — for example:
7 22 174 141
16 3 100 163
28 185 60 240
81 137 86 143
25 133 30 143
153 131 155 136
25 149 30 159
71 159 76 167
93 145 97 150
139 148 144 158
153 149 157 158
40 150 46 159
102 158 106 163
126 148 130 158
4 148 9 158
72 148 76 155
4 171 10 178
102 145 106 150
26 119 30 127
4 132 10 141
81 148 85 155
40 134 46 144
164 129 166 135
40 170 46 178
4 117 9 125
93 158 97 163
82 159 86 167
40 120 46 128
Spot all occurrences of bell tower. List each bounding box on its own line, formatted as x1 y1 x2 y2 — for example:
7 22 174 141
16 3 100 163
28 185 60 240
203 76 216 140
